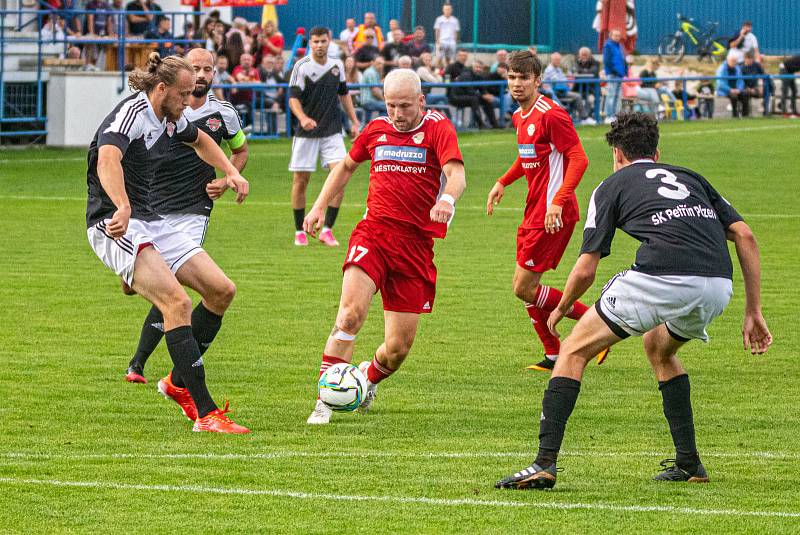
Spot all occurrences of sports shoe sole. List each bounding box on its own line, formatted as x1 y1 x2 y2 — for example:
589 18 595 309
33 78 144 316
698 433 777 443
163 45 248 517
526 364 553 372
157 380 195 421
596 347 611 365
502 472 557 490
125 372 147 384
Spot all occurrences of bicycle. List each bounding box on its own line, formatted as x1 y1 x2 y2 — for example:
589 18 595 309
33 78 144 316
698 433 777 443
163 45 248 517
658 13 727 63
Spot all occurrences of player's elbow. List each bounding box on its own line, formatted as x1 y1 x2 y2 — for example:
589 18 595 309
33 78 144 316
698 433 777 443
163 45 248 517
727 221 755 244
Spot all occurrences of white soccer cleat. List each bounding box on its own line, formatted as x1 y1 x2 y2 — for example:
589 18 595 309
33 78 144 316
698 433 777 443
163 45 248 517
357 361 378 413
306 399 332 425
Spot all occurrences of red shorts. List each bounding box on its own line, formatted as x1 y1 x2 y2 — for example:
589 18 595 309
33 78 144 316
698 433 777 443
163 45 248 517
516 222 576 273
343 219 437 314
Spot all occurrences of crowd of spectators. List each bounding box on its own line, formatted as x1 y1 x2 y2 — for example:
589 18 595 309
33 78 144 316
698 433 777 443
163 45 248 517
36 2 800 125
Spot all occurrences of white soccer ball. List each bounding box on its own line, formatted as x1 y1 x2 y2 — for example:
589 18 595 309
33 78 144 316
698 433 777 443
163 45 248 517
318 362 368 412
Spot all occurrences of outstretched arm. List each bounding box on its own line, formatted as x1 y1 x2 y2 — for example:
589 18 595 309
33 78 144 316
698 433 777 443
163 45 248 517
304 156 361 235
547 252 600 337
727 221 772 354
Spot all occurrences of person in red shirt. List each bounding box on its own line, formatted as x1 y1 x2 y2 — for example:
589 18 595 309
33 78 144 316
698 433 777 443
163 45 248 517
303 68 466 425
259 19 284 58
486 50 608 372
230 53 260 124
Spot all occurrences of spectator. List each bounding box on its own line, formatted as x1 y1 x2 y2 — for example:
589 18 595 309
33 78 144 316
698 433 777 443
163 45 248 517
59 0 83 36
260 19 284 58
603 28 626 123
449 60 499 129
416 51 448 106
222 31 245 71
212 54 235 100
381 28 409 73
672 80 700 119
40 16 66 42
385 19 400 43
397 55 413 69
207 10 230 34
344 55 362 101
490 49 508 73
728 20 761 64
444 48 468 81
145 16 174 58
572 46 600 115
638 58 675 104
407 26 431 58
353 30 380 70
231 52 261 125
741 51 766 102
717 54 748 117
275 54 286 75
226 17 248 47
351 12 384 50
779 55 799 117
339 18 357 50
697 79 715 119
175 22 201 56
475 59 503 115
360 57 387 121
258 54 286 111
543 52 588 122
125 0 161 36
107 0 124 36
434 3 460 66
85 0 112 36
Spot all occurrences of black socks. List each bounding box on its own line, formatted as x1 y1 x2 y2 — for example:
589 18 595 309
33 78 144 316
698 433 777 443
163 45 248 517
164 325 216 418
535 376 582 468
129 305 164 370
324 206 339 229
659 374 700 472
171 303 223 388
293 208 305 231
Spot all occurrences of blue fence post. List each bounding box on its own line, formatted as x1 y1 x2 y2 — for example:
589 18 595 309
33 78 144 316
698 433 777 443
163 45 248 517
117 12 125 93
681 75 688 120
284 82 292 137
498 81 507 127
763 74 771 116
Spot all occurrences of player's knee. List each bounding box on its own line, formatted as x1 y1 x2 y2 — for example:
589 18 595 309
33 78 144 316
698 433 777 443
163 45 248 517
559 334 591 363
337 306 366 335
384 333 414 360
216 278 237 308
159 290 192 323
512 277 535 302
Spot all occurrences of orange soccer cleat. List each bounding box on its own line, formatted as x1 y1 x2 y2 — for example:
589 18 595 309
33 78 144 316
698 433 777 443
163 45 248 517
193 401 250 434
157 372 198 421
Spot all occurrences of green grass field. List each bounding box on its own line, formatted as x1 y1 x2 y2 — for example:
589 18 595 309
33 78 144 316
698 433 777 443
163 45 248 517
0 118 798 533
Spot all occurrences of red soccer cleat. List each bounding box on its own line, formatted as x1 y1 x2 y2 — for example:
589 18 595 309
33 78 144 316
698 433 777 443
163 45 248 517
125 366 147 384
193 401 250 434
157 372 198 421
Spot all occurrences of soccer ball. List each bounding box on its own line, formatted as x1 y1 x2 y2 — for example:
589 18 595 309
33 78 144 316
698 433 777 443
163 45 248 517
318 363 367 412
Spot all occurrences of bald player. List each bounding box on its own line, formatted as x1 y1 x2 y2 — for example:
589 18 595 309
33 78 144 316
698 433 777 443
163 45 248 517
124 48 249 385
303 69 466 425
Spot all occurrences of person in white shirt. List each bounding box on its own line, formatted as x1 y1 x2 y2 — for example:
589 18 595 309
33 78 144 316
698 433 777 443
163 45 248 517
385 19 400 43
339 18 357 53
434 3 460 66
729 21 761 64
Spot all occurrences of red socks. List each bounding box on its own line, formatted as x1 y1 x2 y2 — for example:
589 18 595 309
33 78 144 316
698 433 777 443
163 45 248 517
532 285 588 320
525 305 561 356
319 354 346 378
366 356 396 384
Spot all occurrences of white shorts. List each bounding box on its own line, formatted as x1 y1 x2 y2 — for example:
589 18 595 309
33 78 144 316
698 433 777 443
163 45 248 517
438 42 457 60
87 218 204 286
159 213 210 246
288 133 346 172
596 270 733 342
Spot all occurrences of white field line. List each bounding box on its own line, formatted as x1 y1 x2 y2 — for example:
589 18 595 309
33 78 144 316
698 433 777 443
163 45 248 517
0 476 798 518
1 123 797 164
0 195 796 219
2 449 800 461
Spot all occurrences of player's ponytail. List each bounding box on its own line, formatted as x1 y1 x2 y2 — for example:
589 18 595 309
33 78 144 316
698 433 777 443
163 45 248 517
128 52 193 93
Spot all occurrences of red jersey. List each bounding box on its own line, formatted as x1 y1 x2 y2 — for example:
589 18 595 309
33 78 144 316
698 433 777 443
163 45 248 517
348 110 463 238
512 95 581 229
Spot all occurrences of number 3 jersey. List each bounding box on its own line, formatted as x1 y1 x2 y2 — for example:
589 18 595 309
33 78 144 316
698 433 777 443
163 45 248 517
582 160 743 279
348 110 463 238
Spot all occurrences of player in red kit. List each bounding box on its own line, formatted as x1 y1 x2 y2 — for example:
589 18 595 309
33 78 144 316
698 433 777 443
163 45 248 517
486 50 608 371
303 68 466 424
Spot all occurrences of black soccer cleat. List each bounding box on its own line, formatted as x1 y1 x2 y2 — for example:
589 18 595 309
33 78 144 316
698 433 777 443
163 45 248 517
526 357 555 372
495 462 558 490
653 458 709 483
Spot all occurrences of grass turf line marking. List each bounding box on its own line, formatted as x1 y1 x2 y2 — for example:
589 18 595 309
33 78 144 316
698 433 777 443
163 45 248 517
0 476 798 518
3 449 800 461
0 195 796 219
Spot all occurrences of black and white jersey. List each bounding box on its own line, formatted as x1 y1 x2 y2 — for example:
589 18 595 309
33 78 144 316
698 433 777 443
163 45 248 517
150 94 242 216
289 55 348 138
582 160 743 279
86 91 199 227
